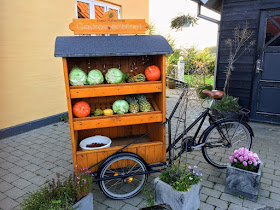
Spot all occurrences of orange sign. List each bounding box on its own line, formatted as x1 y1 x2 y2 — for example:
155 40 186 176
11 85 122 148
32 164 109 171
69 11 149 35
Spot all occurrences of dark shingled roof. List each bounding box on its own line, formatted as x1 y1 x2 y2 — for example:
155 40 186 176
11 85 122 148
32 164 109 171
54 35 173 57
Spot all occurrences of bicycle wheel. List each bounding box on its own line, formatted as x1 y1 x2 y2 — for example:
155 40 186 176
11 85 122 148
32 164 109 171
98 152 148 199
202 119 252 168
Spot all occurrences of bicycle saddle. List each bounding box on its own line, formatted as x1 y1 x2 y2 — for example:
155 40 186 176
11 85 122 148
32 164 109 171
202 89 224 99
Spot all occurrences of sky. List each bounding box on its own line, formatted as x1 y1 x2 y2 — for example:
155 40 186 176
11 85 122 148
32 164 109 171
149 0 220 50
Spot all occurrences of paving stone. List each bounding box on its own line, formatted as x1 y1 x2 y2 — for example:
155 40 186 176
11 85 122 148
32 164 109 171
28 157 45 165
120 204 139 210
0 197 19 210
258 189 270 198
0 181 14 193
2 173 20 183
29 176 48 186
22 184 40 193
18 170 36 180
220 192 243 205
228 203 250 210
5 155 21 163
261 177 272 185
257 196 280 209
5 187 26 199
272 180 280 187
201 187 221 198
0 161 15 169
124 196 143 206
208 175 225 185
14 159 30 167
200 202 215 210
0 192 7 201
36 168 53 177
270 192 280 201
103 198 125 209
242 199 266 209
261 184 280 194
206 196 228 209
200 193 208 202
40 161 57 170
21 153 35 161
24 163 41 172
12 179 32 189
94 202 108 210
201 180 214 188
0 167 10 176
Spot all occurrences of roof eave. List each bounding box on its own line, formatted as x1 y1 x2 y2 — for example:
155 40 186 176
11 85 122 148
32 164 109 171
191 0 222 14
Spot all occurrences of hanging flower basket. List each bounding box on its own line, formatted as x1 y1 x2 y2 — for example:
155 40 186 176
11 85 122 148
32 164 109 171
170 14 198 30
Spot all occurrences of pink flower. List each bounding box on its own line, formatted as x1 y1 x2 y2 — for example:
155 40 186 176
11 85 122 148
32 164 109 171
77 181 80 184
258 160 261 164
248 161 252 165
82 178 87 184
243 161 248 167
188 166 192 169
244 156 249 161
77 176 80 179
229 156 234 163
194 166 198 169
254 162 258 166
239 156 244 162
233 159 237 162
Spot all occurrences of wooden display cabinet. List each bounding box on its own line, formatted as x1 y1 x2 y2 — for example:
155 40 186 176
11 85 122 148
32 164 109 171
55 35 173 172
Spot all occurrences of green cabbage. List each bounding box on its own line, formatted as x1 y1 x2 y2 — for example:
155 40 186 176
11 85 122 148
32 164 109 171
87 69 104 85
69 65 87 86
112 100 129 114
105 68 123 84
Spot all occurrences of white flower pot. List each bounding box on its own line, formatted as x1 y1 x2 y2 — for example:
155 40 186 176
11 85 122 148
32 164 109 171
154 177 201 210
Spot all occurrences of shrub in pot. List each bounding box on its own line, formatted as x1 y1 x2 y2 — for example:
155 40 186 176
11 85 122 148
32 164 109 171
210 95 246 121
21 166 93 210
154 165 202 210
225 147 263 201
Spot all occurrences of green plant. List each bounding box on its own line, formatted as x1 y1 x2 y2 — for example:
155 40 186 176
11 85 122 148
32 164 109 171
143 187 155 207
160 164 202 192
60 114 68 122
171 14 198 30
21 167 93 209
211 95 241 112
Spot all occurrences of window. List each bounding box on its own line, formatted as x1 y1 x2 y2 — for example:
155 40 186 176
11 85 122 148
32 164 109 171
75 0 120 19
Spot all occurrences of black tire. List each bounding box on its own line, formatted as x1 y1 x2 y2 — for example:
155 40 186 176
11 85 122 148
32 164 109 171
97 152 148 199
202 119 252 168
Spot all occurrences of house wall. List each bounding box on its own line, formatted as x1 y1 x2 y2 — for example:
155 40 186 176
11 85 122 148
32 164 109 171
0 0 149 129
216 0 280 109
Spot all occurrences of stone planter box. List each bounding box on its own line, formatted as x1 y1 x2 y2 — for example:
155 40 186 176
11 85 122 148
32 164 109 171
154 177 201 210
225 163 263 201
72 192 93 210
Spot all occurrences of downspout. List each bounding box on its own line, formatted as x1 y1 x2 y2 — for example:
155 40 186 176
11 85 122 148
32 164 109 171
197 3 220 89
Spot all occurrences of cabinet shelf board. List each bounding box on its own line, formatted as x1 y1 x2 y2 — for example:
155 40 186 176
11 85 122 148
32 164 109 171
73 111 162 130
70 81 163 98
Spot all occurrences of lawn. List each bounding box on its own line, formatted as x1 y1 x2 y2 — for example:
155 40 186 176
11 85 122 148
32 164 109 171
184 74 214 88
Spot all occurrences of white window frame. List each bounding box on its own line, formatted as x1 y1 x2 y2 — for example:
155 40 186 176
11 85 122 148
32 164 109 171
75 0 120 19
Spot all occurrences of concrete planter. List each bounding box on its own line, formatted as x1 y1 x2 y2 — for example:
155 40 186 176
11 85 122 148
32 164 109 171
225 162 263 201
154 177 201 210
72 192 93 210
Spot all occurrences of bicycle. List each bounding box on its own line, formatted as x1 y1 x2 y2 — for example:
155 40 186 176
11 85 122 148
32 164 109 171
91 77 254 199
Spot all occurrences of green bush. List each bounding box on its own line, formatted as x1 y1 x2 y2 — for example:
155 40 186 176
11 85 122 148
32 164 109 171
211 95 241 111
21 167 92 210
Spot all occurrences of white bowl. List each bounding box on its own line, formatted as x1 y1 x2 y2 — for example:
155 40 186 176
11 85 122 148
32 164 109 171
80 135 112 150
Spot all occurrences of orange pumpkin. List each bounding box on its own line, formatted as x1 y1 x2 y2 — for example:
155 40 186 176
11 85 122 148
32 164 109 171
145 65 161 81
73 101 90 118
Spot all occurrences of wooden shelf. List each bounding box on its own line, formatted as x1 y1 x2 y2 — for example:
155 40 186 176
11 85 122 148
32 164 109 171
73 98 162 130
70 81 162 98
73 111 162 130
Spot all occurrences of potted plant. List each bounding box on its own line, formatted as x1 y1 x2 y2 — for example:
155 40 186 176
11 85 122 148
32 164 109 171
166 64 177 89
170 14 198 30
21 165 93 210
210 95 244 121
193 60 213 99
154 165 202 210
225 147 263 201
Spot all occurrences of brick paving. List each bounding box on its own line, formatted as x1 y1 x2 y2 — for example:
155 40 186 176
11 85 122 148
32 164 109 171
0 88 279 209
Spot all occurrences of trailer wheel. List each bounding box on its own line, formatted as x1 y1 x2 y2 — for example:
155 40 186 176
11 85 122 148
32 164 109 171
98 152 148 199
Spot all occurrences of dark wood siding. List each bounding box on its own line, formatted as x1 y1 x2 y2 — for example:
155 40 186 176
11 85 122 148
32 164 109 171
216 0 280 109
